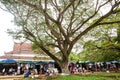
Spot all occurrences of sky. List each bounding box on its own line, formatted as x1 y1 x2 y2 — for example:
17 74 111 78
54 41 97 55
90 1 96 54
0 9 16 56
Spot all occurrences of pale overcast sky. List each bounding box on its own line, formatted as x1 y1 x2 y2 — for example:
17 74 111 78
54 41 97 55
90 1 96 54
0 9 15 56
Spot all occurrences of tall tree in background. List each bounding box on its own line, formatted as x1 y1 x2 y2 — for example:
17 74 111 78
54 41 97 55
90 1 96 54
0 0 120 73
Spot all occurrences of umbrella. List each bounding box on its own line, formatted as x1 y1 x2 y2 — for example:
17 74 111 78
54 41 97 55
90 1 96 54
36 61 48 65
106 62 111 64
79 61 85 64
85 60 94 64
1 58 17 64
20 61 35 64
48 61 55 64
111 60 118 63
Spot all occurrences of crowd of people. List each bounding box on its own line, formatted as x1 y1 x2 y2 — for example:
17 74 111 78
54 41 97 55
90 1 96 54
0 61 60 78
68 61 120 74
0 61 120 78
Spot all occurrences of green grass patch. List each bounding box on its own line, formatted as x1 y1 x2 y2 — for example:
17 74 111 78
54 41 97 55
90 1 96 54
46 75 117 80
91 72 120 77
21 72 120 80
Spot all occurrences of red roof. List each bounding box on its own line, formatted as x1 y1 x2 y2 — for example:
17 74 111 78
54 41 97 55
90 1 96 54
0 42 52 61
0 42 34 60
12 42 34 54
0 56 33 60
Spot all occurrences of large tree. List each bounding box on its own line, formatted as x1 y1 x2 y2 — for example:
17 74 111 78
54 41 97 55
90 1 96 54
0 0 120 73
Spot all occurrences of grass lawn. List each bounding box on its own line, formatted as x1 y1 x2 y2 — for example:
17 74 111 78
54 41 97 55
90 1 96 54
21 72 120 80
46 75 116 80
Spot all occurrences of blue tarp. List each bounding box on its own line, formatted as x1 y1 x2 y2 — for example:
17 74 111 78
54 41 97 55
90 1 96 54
1 58 17 63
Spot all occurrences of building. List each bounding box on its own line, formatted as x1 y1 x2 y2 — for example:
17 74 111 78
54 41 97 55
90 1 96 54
0 42 53 61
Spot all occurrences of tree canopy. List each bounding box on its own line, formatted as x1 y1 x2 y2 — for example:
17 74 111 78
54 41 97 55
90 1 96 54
79 24 120 62
0 0 120 72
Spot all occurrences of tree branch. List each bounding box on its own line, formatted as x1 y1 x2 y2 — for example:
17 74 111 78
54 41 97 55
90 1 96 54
98 21 120 25
19 0 57 23
40 46 61 62
72 0 110 34
67 0 80 35
72 1 120 45
59 0 75 17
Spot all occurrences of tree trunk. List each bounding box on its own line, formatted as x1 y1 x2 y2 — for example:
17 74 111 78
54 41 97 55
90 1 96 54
58 61 69 73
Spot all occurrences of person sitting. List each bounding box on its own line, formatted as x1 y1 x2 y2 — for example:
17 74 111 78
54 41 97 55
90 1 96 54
24 68 31 78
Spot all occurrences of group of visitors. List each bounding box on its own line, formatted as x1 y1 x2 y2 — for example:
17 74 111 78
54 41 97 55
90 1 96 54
68 61 120 74
23 62 59 78
0 61 59 78
0 61 120 78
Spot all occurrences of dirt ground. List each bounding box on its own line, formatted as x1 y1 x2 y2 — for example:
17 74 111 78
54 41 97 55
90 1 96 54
0 75 23 80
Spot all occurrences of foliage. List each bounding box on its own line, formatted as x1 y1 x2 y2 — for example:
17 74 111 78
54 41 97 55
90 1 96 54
31 43 55 55
69 52 79 62
79 26 120 62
